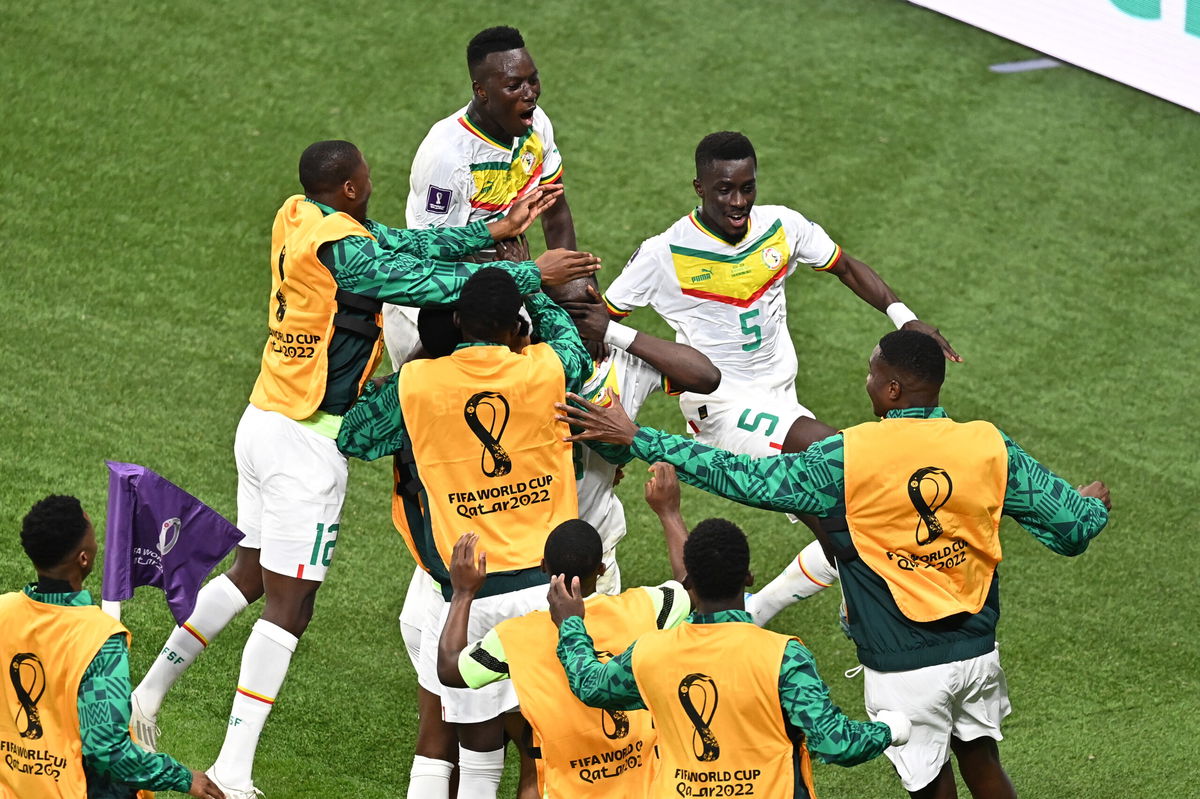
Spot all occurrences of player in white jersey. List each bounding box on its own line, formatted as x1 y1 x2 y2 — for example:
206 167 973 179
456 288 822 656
545 276 719 595
384 25 574 371
603 131 959 623
385 27 580 799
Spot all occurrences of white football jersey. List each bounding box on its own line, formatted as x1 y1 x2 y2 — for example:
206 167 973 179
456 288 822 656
405 105 563 229
604 205 840 397
575 347 665 550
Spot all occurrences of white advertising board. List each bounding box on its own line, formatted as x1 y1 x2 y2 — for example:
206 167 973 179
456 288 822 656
908 0 1200 113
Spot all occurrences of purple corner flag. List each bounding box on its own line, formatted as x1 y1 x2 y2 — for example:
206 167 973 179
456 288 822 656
103 461 244 625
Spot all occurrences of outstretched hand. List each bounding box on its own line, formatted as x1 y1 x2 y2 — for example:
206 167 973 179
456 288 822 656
536 249 601 286
450 533 487 597
901 320 961 363
490 185 564 240
493 233 531 263
644 462 680 517
548 574 585 627
555 390 638 446
561 285 610 340
188 770 225 799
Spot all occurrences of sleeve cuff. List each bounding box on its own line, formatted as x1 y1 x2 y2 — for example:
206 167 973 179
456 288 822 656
505 261 542 295
465 218 494 248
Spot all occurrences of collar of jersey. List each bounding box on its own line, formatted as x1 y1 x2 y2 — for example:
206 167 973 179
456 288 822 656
882 406 948 420
687 608 754 625
458 113 514 151
23 582 92 607
688 208 751 246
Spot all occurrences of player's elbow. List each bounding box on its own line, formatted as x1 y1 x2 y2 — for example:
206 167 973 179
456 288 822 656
436 649 467 689
674 361 722 395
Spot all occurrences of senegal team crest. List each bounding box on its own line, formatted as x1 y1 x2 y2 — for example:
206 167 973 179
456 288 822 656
761 246 782 270
520 151 536 172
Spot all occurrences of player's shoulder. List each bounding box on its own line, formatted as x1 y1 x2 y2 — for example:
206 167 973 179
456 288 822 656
753 204 811 226
412 106 473 162
531 105 555 131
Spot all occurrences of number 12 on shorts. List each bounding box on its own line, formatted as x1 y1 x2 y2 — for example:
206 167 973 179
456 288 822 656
309 522 338 567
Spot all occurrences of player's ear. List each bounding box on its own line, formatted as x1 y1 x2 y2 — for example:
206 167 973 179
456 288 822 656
540 557 548 575
596 562 607 577
744 572 754 588
472 79 487 103
692 178 703 198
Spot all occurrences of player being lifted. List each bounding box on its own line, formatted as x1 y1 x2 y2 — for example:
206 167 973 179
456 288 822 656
603 131 958 622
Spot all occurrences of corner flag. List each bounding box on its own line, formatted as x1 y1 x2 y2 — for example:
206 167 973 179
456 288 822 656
103 461 244 625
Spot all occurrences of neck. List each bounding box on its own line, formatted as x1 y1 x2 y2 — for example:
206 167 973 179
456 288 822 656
697 209 745 245
466 103 510 144
693 596 744 615
35 570 83 593
307 193 362 223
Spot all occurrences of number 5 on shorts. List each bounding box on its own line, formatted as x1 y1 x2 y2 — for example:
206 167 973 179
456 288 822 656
309 522 338 567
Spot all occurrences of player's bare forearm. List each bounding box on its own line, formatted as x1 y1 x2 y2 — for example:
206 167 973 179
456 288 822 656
829 253 898 313
436 595 471 688
645 463 689 582
627 333 721 394
539 186 576 249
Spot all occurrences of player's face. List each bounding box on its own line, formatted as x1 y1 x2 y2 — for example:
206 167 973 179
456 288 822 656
475 49 541 139
694 158 757 242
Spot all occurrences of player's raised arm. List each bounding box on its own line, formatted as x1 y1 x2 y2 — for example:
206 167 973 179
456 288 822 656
644 463 689 583
824 252 961 362
562 285 721 394
436 534 488 689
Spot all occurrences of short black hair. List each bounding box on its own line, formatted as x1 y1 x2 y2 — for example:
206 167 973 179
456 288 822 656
543 519 603 584
299 140 361 195
21 495 89 571
695 131 757 177
683 518 750 601
418 306 462 358
456 267 522 342
467 26 526 72
878 329 945 386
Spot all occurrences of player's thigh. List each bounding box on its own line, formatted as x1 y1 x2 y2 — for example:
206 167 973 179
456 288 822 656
255 417 348 582
865 664 956 792
688 392 814 457
400 566 437 671
234 404 267 549
951 647 1011 743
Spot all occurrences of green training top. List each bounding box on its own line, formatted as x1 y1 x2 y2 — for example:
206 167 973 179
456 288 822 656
303 198 541 415
22 583 193 798
556 608 893 766
626 406 1110 671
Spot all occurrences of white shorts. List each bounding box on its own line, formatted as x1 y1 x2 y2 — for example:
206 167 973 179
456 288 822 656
595 546 622 596
234 404 348 582
399 565 439 671
417 583 548 723
679 389 813 457
381 304 420 371
864 646 1011 792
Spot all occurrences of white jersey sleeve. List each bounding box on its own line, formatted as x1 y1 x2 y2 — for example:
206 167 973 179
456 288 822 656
534 109 564 184
405 131 475 229
603 239 669 318
779 206 842 276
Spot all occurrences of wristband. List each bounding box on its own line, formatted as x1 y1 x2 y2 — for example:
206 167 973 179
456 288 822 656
885 302 918 329
603 320 638 350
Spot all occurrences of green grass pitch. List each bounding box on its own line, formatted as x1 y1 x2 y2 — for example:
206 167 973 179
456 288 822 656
2 0 1197 796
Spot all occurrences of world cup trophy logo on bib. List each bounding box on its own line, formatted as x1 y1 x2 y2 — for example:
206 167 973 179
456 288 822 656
678 673 720 761
464 391 512 477
10 653 46 740
158 517 182 557
908 466 954 546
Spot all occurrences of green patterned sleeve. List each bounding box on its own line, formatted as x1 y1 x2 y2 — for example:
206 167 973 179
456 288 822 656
337 373 407 461
777 640 892 766
367 218 494 260
630 428 845 517
324 236 541 305
1000 432 1109 556
556 616 646 711
79 635 193 793
525 292 590 394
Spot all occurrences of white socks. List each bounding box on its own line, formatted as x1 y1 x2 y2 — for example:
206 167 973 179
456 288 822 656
408 755 453 799
133 574 250 717
457 747 503 799
747 540 839 626
210 619 298 789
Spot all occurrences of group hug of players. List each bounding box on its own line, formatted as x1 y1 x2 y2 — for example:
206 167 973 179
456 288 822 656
121 25 1112 799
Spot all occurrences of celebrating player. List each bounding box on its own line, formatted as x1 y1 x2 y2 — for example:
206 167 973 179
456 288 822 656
127 140 596 799
436 466 692 798
603 130 959 621
547 276 719 594
339 267 591 799
550 516 910 798
556 329 1111 799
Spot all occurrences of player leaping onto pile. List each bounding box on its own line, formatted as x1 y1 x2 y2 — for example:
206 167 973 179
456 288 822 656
602 130 959 624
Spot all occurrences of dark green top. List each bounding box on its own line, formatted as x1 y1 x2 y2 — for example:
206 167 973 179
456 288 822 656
627 407 1110 670
556 609 892 766
21 583 193 797
303 198 541 414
